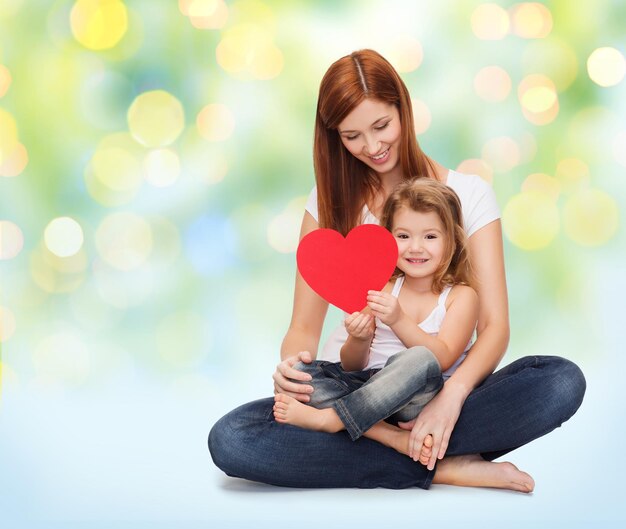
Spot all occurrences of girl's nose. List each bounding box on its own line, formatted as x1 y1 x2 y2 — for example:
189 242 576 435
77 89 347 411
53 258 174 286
411 240 424 252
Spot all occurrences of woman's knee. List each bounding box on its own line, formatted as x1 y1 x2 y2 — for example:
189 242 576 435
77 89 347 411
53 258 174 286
208 398 273 477
546 356 586 420
208 413 237 475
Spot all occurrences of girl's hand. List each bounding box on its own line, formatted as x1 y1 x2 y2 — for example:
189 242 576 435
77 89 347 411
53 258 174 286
272 351 315 403
367 290 403 326
344 312 375 341
406 382 466 469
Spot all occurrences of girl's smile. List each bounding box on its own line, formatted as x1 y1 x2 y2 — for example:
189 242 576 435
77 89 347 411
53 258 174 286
392 207 446 282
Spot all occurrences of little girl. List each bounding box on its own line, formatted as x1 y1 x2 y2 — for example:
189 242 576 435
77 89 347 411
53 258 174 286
273 178 478 460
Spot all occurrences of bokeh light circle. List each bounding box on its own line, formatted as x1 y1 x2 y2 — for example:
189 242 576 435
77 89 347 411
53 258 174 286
502 192 560 250
0 64 11 98
521 173 560 202
456 159 494 183
70 0 128 51
471 3 510 40
518 74 559 125
0 141 28 177
387 36 423 73
0 220 24 260
481 136 520 173
267 197 307 254
144 148 181 187
44 217 84 258
216 24 283 80
411 99 431 135
587 47 626 87
563 189 619 246
510 2 553 39
555 158 590 194
0 306 17 342
128 90 185 147
474 66 512 102
95 212 153 270
197 104 235 141
187 0 229 29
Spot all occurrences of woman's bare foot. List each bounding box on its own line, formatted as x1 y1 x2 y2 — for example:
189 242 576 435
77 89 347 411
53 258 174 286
273 394 344 433
432 454 535 493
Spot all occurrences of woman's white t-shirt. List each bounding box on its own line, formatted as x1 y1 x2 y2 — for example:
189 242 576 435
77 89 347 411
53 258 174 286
303 170 501 374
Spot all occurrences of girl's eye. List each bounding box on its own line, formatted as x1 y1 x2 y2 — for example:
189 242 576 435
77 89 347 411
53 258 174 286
396 234 409 239
426 234 437 240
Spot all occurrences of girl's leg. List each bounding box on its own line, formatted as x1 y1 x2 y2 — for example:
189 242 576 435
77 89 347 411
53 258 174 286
208 355 585 489
272 361 370 432
332 346 443 440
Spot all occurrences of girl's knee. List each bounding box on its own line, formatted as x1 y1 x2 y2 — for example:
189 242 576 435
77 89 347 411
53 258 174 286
389 347 441 377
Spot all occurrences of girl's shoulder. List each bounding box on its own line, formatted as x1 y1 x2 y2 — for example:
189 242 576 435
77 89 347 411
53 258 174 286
444 283 478 310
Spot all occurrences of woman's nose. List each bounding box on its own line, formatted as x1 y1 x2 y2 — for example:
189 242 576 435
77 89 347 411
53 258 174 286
363 135 381 156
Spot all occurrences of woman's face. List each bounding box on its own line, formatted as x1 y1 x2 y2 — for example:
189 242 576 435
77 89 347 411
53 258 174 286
337 99 402 178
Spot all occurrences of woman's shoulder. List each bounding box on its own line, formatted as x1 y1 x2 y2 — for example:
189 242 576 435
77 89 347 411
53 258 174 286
446 169 500 237
446 169 492 196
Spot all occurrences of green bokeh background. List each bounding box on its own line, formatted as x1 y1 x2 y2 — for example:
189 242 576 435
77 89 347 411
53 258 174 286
1 0 624 527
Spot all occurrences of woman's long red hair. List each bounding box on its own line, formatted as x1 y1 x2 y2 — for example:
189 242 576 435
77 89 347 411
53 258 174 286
314 49 437 235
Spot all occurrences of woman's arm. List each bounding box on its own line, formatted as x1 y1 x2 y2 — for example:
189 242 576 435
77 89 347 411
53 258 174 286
408 220 510 468
273 211 330 402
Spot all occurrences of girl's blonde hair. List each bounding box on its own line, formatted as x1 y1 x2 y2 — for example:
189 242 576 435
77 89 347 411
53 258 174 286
314 49 437 235
380 179 475 293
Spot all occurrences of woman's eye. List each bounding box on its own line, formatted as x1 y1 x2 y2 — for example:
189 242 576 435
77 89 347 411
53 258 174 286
375 122 389 130
346 135 358 141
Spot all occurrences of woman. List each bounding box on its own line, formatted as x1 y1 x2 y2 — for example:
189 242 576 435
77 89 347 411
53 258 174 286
208 49 586 491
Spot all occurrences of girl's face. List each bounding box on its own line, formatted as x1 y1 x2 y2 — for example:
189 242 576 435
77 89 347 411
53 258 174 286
337 98 402 178
391 206 447 281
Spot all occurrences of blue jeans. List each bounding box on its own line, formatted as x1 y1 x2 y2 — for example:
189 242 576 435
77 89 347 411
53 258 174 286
294 347 443 440
208 355 586 489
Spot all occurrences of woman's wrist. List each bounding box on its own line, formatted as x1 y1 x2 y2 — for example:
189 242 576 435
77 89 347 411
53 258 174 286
442 377 472 402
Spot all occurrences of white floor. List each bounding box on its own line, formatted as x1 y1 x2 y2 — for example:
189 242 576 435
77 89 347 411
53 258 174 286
0 362 622 528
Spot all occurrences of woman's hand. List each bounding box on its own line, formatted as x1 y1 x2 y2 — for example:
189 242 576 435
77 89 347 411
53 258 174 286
367 290 403 326
272 351 315 403
344 312 375 341
404 382 467 469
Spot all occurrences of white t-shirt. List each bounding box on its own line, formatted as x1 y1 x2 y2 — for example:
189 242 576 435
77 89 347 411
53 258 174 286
304 169 501 374
305 169 500 237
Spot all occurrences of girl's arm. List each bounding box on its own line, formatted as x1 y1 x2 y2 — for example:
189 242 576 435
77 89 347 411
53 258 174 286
273 211 329 402
409 220 510 469
381 286 478 371
339 312 375 371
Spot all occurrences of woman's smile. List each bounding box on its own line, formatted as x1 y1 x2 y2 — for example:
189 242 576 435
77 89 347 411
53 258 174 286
369 147 391 164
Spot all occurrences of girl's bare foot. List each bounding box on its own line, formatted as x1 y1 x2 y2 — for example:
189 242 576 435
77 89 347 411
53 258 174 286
397 419 434 464
273 394 344 433
419 434 433 465
432 454 535 493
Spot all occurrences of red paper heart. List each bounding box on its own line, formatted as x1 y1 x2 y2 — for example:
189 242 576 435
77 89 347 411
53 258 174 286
296 224 398 314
